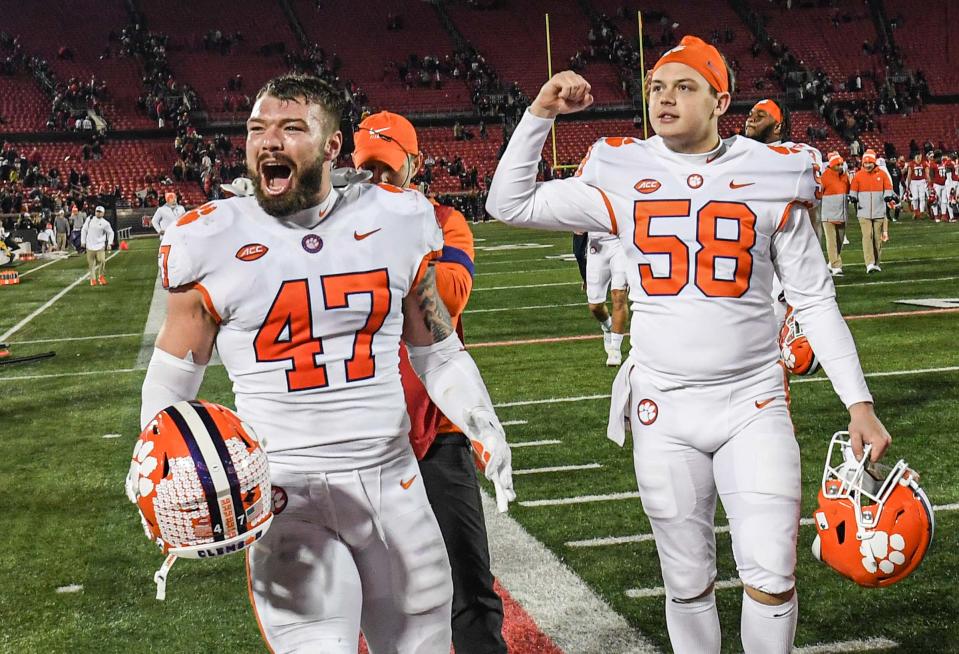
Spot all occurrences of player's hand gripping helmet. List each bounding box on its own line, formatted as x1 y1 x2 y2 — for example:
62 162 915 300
778 306 820 376
127 400 273 599
812 432 934 587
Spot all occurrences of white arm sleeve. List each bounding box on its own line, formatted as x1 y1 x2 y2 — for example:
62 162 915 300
151 209 163 233
485 110 615 233
407 332 494 433
140 347 207 429
772 204 872 407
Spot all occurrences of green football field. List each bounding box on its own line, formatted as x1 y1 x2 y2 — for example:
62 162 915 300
1 215 957 653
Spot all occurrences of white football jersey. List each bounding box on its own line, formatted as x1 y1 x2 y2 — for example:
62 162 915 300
160 184 443 471
488 112 871 406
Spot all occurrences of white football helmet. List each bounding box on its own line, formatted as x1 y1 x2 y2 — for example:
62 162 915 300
129 400 273 599
811 432 934 587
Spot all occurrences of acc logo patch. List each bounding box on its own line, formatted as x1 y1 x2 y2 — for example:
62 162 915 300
635 178 661 194
637 399 659 426
235 243 268 261
271 486 288 515
687 174 704 189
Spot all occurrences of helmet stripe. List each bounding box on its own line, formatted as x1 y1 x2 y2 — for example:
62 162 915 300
165 402 227 542
190 401 248 536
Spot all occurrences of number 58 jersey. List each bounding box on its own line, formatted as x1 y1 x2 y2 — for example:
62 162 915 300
159 184 443 472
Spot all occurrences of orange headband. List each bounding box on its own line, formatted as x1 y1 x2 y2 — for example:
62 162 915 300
752 99 783 124
652 35 729 94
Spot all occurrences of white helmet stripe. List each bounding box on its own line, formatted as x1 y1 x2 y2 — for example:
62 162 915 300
171 401 239 540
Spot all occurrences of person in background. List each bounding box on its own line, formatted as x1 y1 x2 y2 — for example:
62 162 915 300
820 153 851 276
80 205 113 285
54 209 69 251
151 192 185 238
353 110 507 654
850 149 893 273
69 206 86 252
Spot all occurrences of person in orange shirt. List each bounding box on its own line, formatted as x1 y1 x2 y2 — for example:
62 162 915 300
352 111 506 654
820 153 851 276
850 149 893 273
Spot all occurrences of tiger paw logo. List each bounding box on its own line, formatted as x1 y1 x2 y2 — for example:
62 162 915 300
637 399 659 426
860 531 907 575
131 438 159 498
780 344 798 371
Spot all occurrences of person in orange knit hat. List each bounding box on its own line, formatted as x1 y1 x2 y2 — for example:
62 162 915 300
488 33 892 654
353 111 506 654
851 149 893 272
820 153 851 275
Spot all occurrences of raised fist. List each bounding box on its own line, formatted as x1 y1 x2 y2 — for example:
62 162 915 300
530 71 594 119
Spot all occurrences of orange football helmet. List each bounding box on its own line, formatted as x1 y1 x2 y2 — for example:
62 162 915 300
812 432 934 588
778 306 820 376
129 400 273 599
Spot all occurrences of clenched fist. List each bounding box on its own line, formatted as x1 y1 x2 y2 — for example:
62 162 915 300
530 71 594 119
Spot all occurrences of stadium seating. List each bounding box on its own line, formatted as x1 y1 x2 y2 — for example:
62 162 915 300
0 74 50 133
292 0 473 113
888 0 959 96
445 0 626 105
742 0 882 101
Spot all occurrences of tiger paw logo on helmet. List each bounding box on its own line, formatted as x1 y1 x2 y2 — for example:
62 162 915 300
779 306 820 376
811 432 934 588
128 400 274 599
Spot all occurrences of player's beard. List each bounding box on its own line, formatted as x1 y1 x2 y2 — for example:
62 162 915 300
251 157 326 218
748 122 778 144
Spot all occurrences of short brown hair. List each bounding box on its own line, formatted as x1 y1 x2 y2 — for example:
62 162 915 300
255 74 345 130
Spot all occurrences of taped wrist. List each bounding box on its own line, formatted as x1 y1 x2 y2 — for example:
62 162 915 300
407 333 493 434
140 348 206 429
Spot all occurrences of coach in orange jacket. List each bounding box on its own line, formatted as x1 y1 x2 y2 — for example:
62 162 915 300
820 153 851 276
851 149 893 273
353 111 506 654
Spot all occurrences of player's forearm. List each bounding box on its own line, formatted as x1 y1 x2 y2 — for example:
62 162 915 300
140 347 207 428
486 110 553 227
794 302 872 408
407 332 496 435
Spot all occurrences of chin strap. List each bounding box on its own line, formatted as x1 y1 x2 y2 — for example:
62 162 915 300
154 554 178 601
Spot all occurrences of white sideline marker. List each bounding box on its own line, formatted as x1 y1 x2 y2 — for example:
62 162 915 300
102 434 122 439
466 302 581 314
514 463 602 476
473 281 579 292
792 637 898 653
55 584 83 593
0 251 120 343
9 332 139 345
625 577 742 599
481 490 659 653
500 419 528 426
508 439 561 448
520 491 641 508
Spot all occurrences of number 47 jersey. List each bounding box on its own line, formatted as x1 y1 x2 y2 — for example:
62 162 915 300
493 114 834 389
159 184 443 472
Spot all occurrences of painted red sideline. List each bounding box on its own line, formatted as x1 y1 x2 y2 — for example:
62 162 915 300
357 579 562 653
468 307 959 349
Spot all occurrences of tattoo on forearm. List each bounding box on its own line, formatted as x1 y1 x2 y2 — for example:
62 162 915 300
417 266 454 341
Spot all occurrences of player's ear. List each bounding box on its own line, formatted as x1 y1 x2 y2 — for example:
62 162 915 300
714 91 732 118
325 130 343 162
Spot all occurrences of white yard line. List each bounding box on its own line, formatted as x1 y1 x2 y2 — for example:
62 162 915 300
792 637 898 653
625 577 742 599
501 419 529 426
837 274 959 288
18 256 69 277
508 439 562 448
514 463 603 476
481 490 660 654
466 302 582 314
0 251 119 343
0 367 140 382
495 393 611 408
567 503 959 548
9 332 139 345
473 281 579 292
519 491 641 508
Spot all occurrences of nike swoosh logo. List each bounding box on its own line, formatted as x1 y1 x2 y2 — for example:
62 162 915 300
400 475 417 490
729 181 755 189
755 397 775 409
354 228 382 241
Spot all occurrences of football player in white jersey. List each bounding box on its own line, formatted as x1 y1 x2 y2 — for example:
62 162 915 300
136 74 514 654
487 36 892 653
745 98 826 327
585 230 629 365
